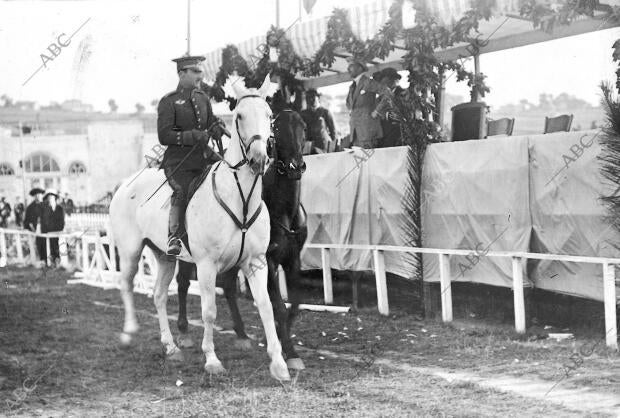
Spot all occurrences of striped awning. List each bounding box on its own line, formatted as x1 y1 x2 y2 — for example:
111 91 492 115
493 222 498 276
200 0 522 80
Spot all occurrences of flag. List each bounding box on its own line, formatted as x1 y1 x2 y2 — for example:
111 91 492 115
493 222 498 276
303 0 317 14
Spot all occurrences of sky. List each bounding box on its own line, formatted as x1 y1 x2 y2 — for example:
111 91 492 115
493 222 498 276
0 0 618 114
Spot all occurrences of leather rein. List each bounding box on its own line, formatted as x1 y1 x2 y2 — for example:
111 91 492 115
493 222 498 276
211 94 266 265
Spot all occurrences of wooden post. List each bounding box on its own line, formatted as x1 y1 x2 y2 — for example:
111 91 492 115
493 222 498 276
0 230 7 267
373 249 389 316
321 248 333 304
28 233 36 265
602 263 618 350
109 233 117 272
45 237 51 267
278 265 288 301
15 231 24 265
82 236 89 273
438 253 452 322
95 235 104 271
59 236 69 269
512 256 526 333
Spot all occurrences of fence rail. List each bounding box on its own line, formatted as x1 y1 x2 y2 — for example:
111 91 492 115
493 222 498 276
304 243 620 350
2 227 618 349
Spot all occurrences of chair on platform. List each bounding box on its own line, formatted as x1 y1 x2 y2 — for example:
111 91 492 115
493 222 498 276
302 141 313 155
486 118 515 137
544 114 573 134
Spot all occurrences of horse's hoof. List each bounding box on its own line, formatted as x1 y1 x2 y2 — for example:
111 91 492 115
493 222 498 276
270 358 291 382
177 334 194 349
204 361 227 375
234 338 253 351
119 332 133 347
167 347 185 362
286 358 305 370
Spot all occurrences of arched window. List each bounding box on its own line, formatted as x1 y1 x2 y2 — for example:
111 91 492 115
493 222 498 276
24 152 60 173
0 163 14 176
68 161 87 176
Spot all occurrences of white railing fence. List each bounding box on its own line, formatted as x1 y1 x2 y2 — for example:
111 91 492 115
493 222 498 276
1 227 618 349
304 243 620 350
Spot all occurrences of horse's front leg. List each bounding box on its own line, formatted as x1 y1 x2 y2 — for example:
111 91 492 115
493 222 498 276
281 256 304 370
196 258 226 374
176 261 194 348
266 257 302 370
221 268 253 351
244 256 290 382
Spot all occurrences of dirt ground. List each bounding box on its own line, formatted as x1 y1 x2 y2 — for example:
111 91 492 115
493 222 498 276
1 266 619 417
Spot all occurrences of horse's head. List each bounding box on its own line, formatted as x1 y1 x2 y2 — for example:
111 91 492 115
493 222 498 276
271 109 306 180
230 76 272 175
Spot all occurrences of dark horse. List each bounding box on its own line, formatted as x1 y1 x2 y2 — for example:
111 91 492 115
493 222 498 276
175 107 309 369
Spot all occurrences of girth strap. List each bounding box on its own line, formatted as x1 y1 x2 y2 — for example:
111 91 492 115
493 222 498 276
211 162 263 265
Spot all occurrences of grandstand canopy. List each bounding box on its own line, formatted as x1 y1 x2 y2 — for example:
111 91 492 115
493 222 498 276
201 0 620 88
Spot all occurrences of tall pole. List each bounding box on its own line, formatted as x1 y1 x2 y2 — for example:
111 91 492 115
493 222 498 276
298 0 302 20
276 0 280 27
17 122 27 206
186 0 191 55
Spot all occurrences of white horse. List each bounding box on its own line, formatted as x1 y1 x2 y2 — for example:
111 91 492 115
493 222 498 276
109 76 290 382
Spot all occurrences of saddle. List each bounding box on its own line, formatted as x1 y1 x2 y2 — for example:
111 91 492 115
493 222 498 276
178 163 217 254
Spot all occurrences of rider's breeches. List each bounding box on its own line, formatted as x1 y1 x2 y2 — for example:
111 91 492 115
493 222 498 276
163 165 201 238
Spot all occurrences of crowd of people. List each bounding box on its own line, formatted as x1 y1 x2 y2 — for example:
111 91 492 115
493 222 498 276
1 189 71 266
294 59 405 154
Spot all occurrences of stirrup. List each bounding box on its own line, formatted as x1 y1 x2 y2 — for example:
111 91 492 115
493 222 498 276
166 237 183 256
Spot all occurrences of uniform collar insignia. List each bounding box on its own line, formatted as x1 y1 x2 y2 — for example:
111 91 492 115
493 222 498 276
175 99 186 105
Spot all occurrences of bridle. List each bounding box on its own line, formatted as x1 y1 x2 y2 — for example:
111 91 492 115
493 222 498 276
211 93 271 266
229 94 268 170
270 109 306 178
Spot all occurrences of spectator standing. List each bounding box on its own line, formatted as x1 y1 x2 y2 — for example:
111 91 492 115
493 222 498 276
61 193 75 217
301 89 336 152
345 59 386 149
13 197 25 227
25 188 45 264
40 189 65 266
0 197 11 228
373 68 405 147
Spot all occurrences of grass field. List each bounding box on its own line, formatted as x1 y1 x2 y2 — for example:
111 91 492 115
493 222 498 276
1 266 619 417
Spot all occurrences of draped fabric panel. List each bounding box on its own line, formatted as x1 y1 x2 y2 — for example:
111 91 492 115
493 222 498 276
299 130 620 302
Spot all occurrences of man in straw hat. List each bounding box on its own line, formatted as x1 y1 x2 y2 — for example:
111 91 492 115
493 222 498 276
345 58 387 149
157 55 226 256
373 67 405 147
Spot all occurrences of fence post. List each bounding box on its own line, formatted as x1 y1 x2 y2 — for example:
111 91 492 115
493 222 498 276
321 248 333 304
59 236 69 269
0 230 7 267
45 237 51 267
603 262 618 350
82 236 89 273
109 232 117 272
512 256 526 333
28 233 36 266
15 231 24 265
438 253 453 322
278 265 288 302
373 249 389 316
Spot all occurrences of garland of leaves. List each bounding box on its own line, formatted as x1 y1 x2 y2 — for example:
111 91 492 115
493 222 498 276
208 0 620 308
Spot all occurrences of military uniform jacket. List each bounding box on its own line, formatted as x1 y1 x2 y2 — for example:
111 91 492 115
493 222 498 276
157 85 217 170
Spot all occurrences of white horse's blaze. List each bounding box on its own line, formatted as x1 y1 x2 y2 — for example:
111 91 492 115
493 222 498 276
109 75 290 381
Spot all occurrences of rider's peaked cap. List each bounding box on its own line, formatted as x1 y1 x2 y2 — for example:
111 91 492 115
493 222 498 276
172 55 205 72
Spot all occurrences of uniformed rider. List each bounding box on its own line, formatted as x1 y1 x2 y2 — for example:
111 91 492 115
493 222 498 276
157 55 225 256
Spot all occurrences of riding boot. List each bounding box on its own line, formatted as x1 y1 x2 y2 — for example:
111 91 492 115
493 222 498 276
167 202 185 256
